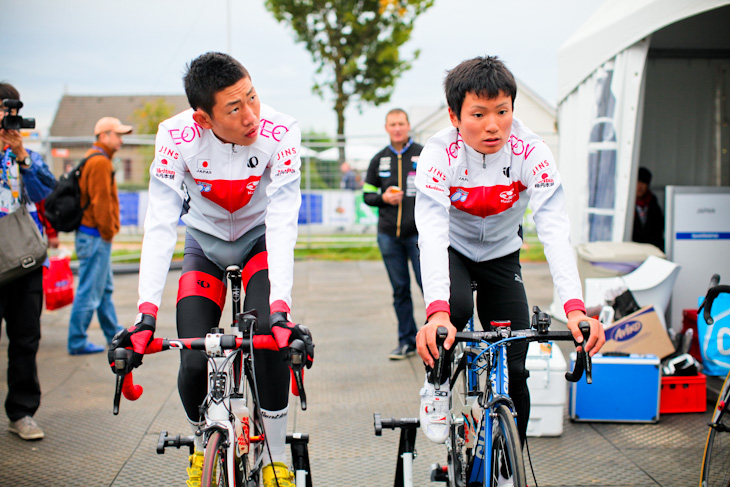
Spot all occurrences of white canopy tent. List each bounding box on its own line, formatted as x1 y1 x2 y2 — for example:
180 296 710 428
557 0 730 245
316 143 381 171
553 0 730 325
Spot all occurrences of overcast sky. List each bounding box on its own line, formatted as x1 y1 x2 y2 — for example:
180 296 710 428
3 0 604 143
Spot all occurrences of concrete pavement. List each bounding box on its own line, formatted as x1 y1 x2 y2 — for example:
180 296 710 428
0 260 714 486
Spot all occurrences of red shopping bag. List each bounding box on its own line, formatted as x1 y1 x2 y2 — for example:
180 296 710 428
43 255 74 311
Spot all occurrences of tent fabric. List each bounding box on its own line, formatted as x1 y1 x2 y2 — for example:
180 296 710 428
553 0 730 323
558 39 649 245
558 0 730 102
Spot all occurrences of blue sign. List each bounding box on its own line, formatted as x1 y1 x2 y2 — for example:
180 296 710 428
676 232 730 240
118 192 139 226
299 193 323 224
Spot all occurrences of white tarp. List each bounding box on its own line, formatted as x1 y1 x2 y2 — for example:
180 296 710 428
558 0 729 102
559 40 650 245
552 0 730 323
557 0 730 246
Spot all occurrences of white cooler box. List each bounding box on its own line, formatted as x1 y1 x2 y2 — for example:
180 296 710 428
525 341 567 436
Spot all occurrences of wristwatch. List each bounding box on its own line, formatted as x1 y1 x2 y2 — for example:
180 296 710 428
16 156 31 168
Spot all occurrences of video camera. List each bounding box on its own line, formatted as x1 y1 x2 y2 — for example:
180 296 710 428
2 99 35 131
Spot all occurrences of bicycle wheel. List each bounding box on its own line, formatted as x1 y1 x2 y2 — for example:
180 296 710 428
202 430 231 487
490 405 526 487
700 372 730 487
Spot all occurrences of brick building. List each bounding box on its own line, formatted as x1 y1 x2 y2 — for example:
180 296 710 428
48 94 190 185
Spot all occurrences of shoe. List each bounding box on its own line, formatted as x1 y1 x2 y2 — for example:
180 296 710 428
262 462 295 487
389 343 416 360
186 451 204 487
8 416 44 440
419 378 450 443
69 343 105 355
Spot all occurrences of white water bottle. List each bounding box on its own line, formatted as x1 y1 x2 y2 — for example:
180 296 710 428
231 398 250 455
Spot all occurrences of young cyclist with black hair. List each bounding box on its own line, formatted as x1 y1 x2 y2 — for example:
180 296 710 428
414 56 605 445
109 52 313 487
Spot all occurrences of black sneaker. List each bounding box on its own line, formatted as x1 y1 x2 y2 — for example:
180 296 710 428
389 344 416 360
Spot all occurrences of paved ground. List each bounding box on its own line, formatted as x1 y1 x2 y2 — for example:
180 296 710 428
0 259 717 486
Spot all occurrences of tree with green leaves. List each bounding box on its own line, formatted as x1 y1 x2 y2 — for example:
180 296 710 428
265 0 434 162
132 98 175 135
131 99 175 186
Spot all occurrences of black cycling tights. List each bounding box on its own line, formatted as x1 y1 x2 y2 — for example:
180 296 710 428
427 248 531 444
176 234 290 422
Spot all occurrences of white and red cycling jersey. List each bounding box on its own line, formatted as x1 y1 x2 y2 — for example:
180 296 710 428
137 103 301 317
415 118 585 319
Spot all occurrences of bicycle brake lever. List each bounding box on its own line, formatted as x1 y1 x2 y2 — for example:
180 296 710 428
113 371 124 415
434 327 449 391
112 348 131 415
289 339 307 411
577 321 593 384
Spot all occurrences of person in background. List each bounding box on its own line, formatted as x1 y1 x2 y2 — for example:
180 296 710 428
632 166 664 251
66 117 128 355
340 161 357 190
0 82 56 440
364 108 424 360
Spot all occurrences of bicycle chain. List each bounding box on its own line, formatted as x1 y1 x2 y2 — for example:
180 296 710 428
454 422 468 487
458 440 468 487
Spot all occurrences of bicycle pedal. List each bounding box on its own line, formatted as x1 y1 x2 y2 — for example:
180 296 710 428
156 431 196 455
430 463 449 482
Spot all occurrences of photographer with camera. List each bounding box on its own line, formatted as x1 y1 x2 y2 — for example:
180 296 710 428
0 82 56 441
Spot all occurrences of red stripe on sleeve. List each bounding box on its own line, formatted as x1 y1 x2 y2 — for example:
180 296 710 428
426 300 451 320
241 251 268 292
564 298 586 316
270 300 290 314
177 271 227 310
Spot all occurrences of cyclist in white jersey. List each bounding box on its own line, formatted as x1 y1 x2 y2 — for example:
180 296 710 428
414 56 605 444
109 52 313 487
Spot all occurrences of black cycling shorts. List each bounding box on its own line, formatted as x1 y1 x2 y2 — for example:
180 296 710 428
431 248 531 443
175 232 290 421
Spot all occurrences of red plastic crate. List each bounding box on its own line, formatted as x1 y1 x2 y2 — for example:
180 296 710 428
659 373 707 414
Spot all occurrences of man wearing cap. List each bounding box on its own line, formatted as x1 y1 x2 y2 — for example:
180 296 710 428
66 117 130 355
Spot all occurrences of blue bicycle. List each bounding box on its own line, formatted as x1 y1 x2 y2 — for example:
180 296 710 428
430 306 593 487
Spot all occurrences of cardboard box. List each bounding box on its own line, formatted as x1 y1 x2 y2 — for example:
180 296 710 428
570 353 661 423
601 306 675 359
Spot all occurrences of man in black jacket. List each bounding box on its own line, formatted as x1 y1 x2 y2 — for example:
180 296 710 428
364 109 424 359
632 167 664 251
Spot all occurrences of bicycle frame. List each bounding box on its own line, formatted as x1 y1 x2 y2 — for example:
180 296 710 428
440 308 591 487
462 333 520 485
202 339 253 485
112 264 312 487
